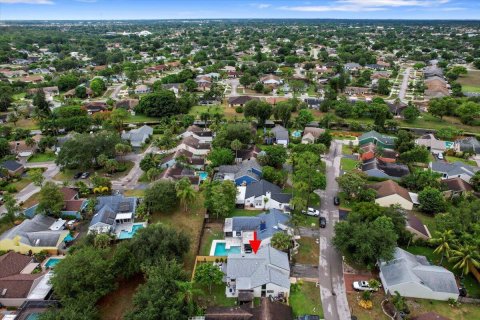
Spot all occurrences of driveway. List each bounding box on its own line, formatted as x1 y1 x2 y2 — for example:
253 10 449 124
292 263 319 279
316 141 351 320
298 227 319 238
111 145 153 190
226 78 239 97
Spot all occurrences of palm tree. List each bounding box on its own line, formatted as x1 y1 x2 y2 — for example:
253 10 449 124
231 139 242 161
430 230 455 265
449 244 480 276
175 178 196 212
175 281 201 308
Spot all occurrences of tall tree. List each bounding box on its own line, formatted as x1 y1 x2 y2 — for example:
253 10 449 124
175 178 196 212
36 181 64 217
194 262 224 294
449 244 480 276
430 230 456 265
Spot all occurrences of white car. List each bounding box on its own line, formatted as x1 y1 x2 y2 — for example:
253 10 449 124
353 281 379 292
302 207 320 217
437 153 444 160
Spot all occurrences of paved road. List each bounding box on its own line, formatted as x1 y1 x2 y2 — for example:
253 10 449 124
0 162 59 216
112 145 154 190
226 78 239 97
398 67 411 102
110 84 124 100
317 141 350 320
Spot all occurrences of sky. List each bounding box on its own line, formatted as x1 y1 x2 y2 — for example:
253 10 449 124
0 0 479 20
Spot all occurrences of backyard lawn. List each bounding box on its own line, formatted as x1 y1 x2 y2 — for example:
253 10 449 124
194 283 236 309
409 210 437 234
290 281 323 318
126 113 159 123
199 223 223 256
457 71 480 93
150 195 205 273
123 189 146 198
295 237 319 265
342 144 354 155
348 292 386 320
27 152 56 163
188 105 224 117
445 156 477 167
341 157 359 171
229 208 263 217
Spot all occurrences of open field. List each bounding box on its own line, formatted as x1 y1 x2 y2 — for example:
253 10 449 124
457 71 480 93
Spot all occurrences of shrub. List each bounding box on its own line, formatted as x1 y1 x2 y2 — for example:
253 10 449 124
235 106 244 113
5 185 17 193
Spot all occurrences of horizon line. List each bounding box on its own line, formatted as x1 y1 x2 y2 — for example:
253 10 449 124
2 18 480 22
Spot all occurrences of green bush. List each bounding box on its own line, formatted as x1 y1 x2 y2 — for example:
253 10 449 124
5 185 17 193
235 106 244 113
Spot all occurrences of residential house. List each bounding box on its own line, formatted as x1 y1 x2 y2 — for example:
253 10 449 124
237 180 291 210
344 62 361 72
178 125 213 143
121 125 153 149
425 77 450 99
23 187 86 220
344 87 371 96
387 101 408 117
362 158 410 180
27 86 59 99
0 215 70 254
204 297 293 320
454 136 480 154
9 135 41 158
134 84 151 94
225 246 290 299
0 252 51 307
415 134 453 154
441 177 473 198
359 143 397 163
162 83 181 96
174 136 211 156
228 96 257 107
217 159 262 186
368 180 416 211
88 195 144 239
260 74 282 87
0 160 24 177
424 66 444 78
301 127 326 144
64 87 93 99
82 102 107 114
270 125 289 147
235 145 262 163
304 98 322 110
379 247 459 301
406 213 431 240
195 76 212 91
158 164 200 185
115 99 139 110
359 131 396 149
159 149 205 170
429 161 479 183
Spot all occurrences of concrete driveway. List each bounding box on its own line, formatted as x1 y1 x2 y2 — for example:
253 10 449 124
292 263 319 279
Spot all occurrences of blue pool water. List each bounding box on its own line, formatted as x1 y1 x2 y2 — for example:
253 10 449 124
45 258 62 269
64 233 75 242
213 242 241 256
118 224 144 240
292 130 302 138
26 314 40 320
198 171 208 180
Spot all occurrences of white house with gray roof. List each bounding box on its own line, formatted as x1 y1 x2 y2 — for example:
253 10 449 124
270 125 289 147
379 247 459 301
237 180 291 210
429 161 479 183
225 246 290 299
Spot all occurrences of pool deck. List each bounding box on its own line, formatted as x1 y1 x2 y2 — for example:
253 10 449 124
210 239 243 256
42 256 65 270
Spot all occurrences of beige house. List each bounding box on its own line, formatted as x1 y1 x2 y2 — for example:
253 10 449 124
368 180 415 211
301 127 326 144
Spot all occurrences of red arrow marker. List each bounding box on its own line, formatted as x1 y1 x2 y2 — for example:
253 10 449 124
249 231 261 254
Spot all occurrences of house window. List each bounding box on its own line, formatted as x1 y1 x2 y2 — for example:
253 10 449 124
236 231 241 237
267 290 274 293
255 200 262 206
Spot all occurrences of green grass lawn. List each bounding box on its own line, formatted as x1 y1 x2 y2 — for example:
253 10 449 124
194 283 236 309
229 208 263 217
199 227 223 256
341 157 360 171
410 298 480 320
342 144 354 155
290 282 323 318
461 85 480 93
409 210 437 235
457 71 480 93
2 177 33 193
188 105 224 117
338 192 354 209
295 237 319 265
27 152 56 163
12 92 26 101
445 156 477 167
404 246 480 298
123 189 145 198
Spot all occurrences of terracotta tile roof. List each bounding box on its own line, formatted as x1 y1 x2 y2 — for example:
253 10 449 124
0 252 44 299
441 177 473 192
0 252 33 278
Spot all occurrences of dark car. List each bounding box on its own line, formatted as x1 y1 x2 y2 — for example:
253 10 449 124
459 287 467 297
334 196 340 206
319 216 327 228
73 172 83 179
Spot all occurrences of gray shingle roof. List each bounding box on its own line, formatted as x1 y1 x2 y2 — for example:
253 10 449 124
271 125 289 141
245 180 291 203
380 247 458 295
430 161 478 177
230 209 291 241
1 160 23 172
456 137 480 153
218 159 262 180
226 246 290 290
90 195 137 228
0 215 66 247
121 125 153 147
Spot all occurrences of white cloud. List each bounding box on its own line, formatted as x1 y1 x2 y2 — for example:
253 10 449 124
0 0 53 4
251 3 272 9
280 0 451 12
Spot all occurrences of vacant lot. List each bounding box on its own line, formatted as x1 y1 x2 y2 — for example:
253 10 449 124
290 281 323 318
457 70 480 93
295 237 320 265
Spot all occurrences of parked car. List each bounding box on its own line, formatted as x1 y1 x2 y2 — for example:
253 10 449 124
302 207 320 217
73 172 83 179
459 287 467 297
353 281 379 292
319 216 327 228
437 152 444 160
80 172 90 179
334 196 340 206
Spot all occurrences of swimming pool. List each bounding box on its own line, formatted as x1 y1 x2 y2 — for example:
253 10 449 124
292 130 302 138
212 242 241 256
45 258 62 269
64 233 75 242
198 171 208 181
118 223 144 240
